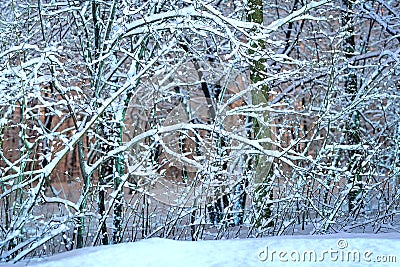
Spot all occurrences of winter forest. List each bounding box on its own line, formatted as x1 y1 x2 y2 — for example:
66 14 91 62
0 0 399 263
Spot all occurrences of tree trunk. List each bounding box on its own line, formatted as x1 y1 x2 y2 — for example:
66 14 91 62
247 0 274 229
342 0 362 215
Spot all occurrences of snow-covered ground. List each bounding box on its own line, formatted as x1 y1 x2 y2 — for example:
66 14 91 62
4 233 400 267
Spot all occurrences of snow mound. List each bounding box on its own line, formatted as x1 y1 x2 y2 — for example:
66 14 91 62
5 233 400 267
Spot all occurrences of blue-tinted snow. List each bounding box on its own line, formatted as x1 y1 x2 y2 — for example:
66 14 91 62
7 233 400 267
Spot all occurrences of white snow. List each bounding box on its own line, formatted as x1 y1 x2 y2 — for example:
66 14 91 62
6 233 400 267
